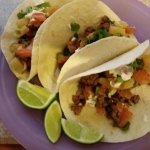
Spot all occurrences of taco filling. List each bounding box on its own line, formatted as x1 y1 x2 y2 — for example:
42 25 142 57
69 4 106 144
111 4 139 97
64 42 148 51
57 16 135 69
71 55 150 130
10 2 59 71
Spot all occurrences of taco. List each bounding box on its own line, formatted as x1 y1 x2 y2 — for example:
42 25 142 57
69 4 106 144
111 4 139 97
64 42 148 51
57 37 138 88
38 0 138 92
1 0 72 80
59 40 150 142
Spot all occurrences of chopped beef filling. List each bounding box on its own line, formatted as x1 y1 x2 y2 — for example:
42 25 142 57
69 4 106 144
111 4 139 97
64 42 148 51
15 24 41 71
71 68 141 129
11 3 58 72
79 74 99 86
57 16 135 69
98 16 112 31
57 16 113 69
85 27 96 35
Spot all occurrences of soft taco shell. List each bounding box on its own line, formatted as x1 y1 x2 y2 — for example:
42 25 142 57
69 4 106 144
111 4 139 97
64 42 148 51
1 0 72 80
59 40 150 142
38 0 137 92
57 37 138 88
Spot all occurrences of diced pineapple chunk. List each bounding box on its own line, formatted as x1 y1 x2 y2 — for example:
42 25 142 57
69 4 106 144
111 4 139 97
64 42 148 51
119 79 135 90
16 18 29 28
15 25 29 38
10 43 20 53
10 58 26 74
143 54 150 73
109 25 126 36
143 55 150 65
114 21 128 28
108 88 117 98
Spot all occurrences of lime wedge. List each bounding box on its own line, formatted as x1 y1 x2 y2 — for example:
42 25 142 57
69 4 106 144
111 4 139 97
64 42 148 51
44 101 62 143
17 80 55 109
61 119 104 144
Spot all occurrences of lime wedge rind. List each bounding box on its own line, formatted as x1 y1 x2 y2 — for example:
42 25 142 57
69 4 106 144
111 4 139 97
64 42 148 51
61 118 104 144
17 80 55 109
44 101 62 143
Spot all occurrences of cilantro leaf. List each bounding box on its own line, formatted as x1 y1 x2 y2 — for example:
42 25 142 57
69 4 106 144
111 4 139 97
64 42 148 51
85 29 110 44
17 6 33 19
70 23 80 32
121 122 130 131
128 59 144 70
94 29 110 39
26 6 33 14
17 10 27 19
17 2 50 19
116 75 124 83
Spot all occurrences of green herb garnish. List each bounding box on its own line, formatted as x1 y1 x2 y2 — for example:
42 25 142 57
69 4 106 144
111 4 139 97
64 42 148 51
128 59 144 70
113 121 130 131
17 2 50 19
17 10 28 19
95 29 110 39
26 6 33 14
70 23 80 32
116 75 124 83
17 6 33 19
86 29 110 44
121 122 130 131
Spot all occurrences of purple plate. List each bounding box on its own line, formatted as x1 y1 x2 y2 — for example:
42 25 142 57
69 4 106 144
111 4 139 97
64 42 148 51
0 0 150 150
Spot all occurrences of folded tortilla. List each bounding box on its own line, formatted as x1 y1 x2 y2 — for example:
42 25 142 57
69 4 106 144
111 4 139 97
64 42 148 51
1 0 71 80
59 40 150 142
38 0 138 93
57 37 138 88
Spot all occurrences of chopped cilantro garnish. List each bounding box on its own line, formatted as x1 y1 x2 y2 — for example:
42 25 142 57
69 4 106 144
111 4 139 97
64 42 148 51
70 23 80 32
116 75 124 83
121 122 130 131
95 29 110 39
26 6 33 14
85 29 110 44
113 121 130 131
17 2 50 19
17 6 33 19
128 59 144 70
17 10 27 19
85 37 93 45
